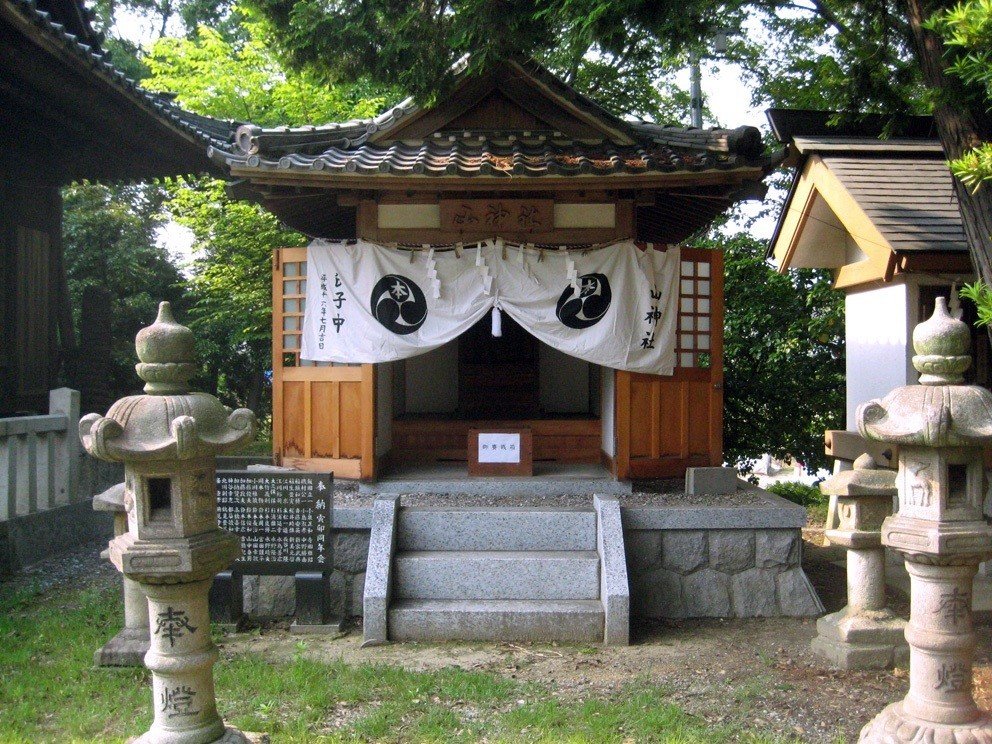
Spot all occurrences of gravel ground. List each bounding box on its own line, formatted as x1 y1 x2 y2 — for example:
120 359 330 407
1 537 114 596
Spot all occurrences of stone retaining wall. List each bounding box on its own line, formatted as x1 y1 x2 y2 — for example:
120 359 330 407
241 498 823 622
242 529 370 619
626 527 821 618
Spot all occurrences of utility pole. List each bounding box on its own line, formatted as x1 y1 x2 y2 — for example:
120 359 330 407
689 51 703 128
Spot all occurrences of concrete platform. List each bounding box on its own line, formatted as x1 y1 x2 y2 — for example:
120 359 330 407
361 462 631 496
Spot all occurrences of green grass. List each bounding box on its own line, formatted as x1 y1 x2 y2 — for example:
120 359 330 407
0 579 795 743
766 481 829 524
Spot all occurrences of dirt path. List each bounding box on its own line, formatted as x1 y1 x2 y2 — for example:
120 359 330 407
221 529 990 744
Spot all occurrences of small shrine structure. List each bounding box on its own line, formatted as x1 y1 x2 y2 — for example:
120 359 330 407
209 59 779 480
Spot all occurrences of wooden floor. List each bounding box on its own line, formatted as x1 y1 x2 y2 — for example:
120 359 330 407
390 416 602 464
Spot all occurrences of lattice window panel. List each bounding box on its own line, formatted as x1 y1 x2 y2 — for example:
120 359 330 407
278 257 358 369
676 257 713 369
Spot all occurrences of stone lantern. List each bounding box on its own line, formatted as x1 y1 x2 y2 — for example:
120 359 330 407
858 297 992 743
79 302 257 744
811 454 908 670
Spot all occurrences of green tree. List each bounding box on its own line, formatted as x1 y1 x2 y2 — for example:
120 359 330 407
141 18 395 414
928 2 992 329
929 0 992 191
718 233 845 473
62 183 185 399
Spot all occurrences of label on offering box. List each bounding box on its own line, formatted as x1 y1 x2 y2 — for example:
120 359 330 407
477 433 521 463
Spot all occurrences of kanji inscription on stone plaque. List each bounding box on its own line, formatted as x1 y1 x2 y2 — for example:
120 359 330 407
216 471 333 572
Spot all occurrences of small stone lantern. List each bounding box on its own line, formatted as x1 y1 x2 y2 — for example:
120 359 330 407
858 298 992 743
92 481 150 667
811 454 908 670
79 302 257 744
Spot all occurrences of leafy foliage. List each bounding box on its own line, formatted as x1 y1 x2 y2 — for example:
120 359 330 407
959 281 992 326
716 234 845 474
766 481 829 522
167 179 304 412
62 183 185 398
140 18 395 413
929 0 992 191
143 21 393 125
246 0 930 118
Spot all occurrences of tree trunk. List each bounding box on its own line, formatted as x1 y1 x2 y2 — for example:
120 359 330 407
903 0 992 291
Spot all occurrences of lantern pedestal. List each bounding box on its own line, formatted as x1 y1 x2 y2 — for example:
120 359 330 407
93 483 151 667
78 302 257 744
136 579 249 744
94 575 151 667
812 538 908 670
812 458 907 670
856 298 992 742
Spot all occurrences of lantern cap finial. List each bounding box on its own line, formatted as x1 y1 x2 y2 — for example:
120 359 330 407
134 301 196 394
912 296 971 385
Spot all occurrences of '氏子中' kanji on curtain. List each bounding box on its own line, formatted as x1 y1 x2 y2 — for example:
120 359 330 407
301 238 680 375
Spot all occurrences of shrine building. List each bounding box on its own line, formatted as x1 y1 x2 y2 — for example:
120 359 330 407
208 59 780 482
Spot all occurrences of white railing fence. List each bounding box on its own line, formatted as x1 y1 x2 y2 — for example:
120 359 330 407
0 388 80 521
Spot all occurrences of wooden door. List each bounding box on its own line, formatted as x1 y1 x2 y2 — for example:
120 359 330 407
614 248 723 479
272 247 375 479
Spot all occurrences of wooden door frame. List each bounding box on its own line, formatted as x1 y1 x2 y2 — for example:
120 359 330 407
272 247 376 480
614 247 723 480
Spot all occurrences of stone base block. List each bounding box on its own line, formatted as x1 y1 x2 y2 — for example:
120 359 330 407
131 726 265 744
289 619 346 635
812 635 909 671
859 701 992 743
685 467 739 496
93 628 149 667
389 598 604 643
812 609 908 670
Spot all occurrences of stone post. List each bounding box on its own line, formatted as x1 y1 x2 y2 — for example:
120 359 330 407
858 297 992 743
49 387 80 507
93 482 150 667
79 302 257 744
811 454 907 670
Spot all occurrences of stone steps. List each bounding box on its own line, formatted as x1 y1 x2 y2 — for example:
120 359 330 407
364 497 629 646
388 599 605 643
397 507 596 552
394 550 601 600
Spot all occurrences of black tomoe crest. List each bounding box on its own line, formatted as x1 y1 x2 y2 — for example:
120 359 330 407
370 274 428 334
556 273 612 329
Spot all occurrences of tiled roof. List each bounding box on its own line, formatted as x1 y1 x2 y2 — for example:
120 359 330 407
4 0 236 153
826 156 967 253
767 108 967 259
212 131 762 178
210 58 773 180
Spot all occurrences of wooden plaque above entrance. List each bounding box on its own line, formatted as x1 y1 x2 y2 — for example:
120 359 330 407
440 199 553 234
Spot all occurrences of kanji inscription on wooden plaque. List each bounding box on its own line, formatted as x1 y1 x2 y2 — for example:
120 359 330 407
440 199 553 233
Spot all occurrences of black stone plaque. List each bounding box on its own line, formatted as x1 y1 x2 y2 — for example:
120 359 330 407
216 471 333 573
